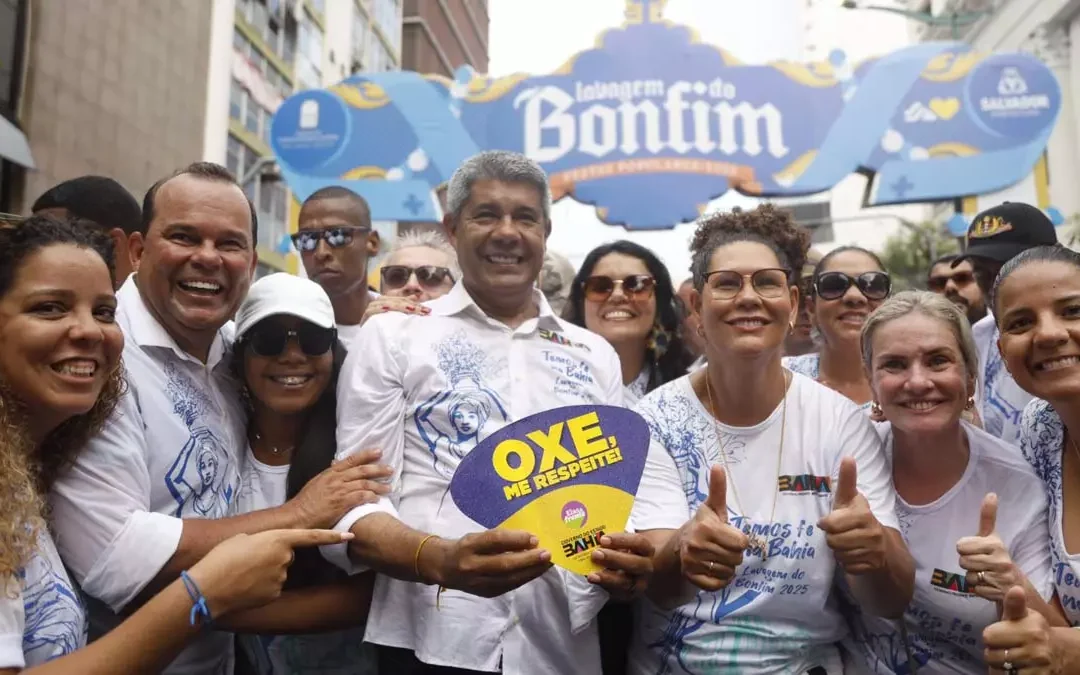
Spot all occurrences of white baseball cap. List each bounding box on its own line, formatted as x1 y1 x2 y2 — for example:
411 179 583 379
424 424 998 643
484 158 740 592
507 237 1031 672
234 273 335 340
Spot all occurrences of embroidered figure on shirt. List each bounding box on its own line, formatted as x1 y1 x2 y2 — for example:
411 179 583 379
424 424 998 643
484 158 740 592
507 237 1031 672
414 331 508 478
982 335 1022 437
20 547 85 663
163 361 236 517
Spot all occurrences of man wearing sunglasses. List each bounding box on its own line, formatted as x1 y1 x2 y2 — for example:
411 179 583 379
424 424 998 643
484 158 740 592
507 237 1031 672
378 229 459 302
294 186 381 349
927 253 986 324
323 151 680 675
955 202 1059 444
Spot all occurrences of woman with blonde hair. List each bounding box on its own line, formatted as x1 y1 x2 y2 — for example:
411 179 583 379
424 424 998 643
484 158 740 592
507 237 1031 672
844 291 1056 674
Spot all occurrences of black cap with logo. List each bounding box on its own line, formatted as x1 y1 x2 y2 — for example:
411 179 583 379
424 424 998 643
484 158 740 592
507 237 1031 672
958 201 1058 264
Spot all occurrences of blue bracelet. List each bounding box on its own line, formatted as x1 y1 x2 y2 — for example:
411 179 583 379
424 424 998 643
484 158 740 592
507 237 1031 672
179 570 213 628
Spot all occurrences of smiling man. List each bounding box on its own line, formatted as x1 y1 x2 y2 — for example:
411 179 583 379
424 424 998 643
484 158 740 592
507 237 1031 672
325 151 683 674
46 163 382 675
295 186 380 349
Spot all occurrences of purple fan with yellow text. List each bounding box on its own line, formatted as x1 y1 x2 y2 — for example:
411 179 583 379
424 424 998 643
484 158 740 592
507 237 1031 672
449 405 649 575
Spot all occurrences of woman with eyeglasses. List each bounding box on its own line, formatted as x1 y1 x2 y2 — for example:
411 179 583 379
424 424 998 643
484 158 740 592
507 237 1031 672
783 246 891 409
563 240 696 403
230 274 391 675
0 217 352 674
631 205 913 674
842 291 1055 675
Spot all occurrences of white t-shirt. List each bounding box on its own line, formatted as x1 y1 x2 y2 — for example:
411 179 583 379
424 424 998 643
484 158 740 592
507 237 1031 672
0 532 86 669
1020 399 1080 624
844 422 1052 674
234 448 377 675
973 313 1031 444
628 372 900 675
336 323 364 351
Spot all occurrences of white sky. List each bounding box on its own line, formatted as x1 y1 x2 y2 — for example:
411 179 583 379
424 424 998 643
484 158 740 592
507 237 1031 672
487 0 913 279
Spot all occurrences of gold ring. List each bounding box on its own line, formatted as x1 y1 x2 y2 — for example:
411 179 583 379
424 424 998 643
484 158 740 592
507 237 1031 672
977 571 986 584
707 561 715 573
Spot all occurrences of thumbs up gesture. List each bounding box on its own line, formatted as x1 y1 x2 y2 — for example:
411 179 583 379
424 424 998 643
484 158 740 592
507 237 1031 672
957 493 1020 603
818 457 887 575
982 586 1055 673
678 465 750 592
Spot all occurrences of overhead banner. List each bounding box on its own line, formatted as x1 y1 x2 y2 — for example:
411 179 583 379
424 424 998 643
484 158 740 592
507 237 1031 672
448 406 649 575
270 0 1061 230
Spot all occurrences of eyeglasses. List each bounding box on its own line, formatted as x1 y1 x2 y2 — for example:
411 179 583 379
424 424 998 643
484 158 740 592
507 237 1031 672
703 268 791 300
246 321 336 357
290 226 369 253
927 271 975 293
381 265 454 290
814 271 891 301
582 274 656 302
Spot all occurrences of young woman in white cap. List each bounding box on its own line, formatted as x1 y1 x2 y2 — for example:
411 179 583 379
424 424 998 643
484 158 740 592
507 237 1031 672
0 217 352 674
230 273 391 675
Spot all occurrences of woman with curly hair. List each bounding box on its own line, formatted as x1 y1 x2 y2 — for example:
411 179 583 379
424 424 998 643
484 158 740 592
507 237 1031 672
628 205 914 674
783 246 892 409
563 240 696 402
0 216 349 674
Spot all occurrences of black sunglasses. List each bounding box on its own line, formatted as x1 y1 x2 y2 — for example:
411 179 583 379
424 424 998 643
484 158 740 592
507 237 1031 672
582 274 656 302
381 265 454 289
246 321 336 357
290 226 369 253
814 271 891 301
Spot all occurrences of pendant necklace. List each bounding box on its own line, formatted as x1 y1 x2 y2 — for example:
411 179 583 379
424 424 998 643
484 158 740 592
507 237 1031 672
704 369 788 560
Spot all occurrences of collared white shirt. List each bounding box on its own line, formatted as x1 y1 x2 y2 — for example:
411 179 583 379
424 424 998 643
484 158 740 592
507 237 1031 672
49 278 245 675
326 282 687 674
973 313 1031 444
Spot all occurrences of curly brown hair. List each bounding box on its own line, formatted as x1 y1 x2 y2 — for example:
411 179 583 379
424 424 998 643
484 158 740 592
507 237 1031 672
689 204 810 290
0 215 126 581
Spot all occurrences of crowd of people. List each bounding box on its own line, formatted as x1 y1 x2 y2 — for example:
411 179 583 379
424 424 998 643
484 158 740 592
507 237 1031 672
1 149 1078 674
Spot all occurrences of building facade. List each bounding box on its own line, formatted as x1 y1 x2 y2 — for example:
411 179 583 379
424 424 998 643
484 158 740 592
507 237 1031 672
402 0 488 77
15 0 403 277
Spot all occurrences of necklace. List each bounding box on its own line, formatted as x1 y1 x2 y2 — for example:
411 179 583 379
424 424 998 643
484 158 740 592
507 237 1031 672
704 369 788 560
251 431 294 456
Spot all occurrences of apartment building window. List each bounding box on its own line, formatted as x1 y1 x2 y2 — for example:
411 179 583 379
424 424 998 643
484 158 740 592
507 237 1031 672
226 135 245 179
296 16 324 89
236 1 298 74
372 0 401 54
229 80 244 120
310 0 326 16
352 5 368 66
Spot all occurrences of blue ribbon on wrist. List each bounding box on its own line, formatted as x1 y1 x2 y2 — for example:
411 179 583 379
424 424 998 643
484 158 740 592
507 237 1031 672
179 570 213 628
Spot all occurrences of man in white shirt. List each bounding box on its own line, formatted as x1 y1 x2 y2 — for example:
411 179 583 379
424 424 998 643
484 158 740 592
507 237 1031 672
48 163 384 675
294 187 381 348
955 202 1059 444
328 150 684 674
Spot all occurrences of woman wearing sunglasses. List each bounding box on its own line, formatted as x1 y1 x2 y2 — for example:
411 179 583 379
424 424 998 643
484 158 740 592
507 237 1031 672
631 206 913 674
563 241 696 403
783 246 891 409
230 274 390 675
0 217 351 674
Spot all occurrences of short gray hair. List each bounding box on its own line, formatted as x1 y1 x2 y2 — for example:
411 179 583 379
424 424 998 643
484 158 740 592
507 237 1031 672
385 229 460 278
860 290 978 380
445 150 552 224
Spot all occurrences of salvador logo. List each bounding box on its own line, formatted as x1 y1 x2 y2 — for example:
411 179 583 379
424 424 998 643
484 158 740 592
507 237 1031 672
270 0 1061 231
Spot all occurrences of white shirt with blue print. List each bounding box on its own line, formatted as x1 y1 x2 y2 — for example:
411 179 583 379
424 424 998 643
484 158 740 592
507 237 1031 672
843 421 1051 675
0 531 86 669
1020 398 1080 624
326 282 689 675
628 373 900 675
48 278 246 675
973 313 1031 444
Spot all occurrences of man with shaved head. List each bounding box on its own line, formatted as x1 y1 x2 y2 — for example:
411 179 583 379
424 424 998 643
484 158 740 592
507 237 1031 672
294 187 381 348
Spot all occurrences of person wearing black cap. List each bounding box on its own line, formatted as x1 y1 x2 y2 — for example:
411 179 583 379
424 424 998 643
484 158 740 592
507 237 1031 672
957 201 1059 443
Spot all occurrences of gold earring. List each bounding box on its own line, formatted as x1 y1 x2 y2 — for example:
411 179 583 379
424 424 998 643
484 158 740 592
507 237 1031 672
966 396 975 410
871 401 883 416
